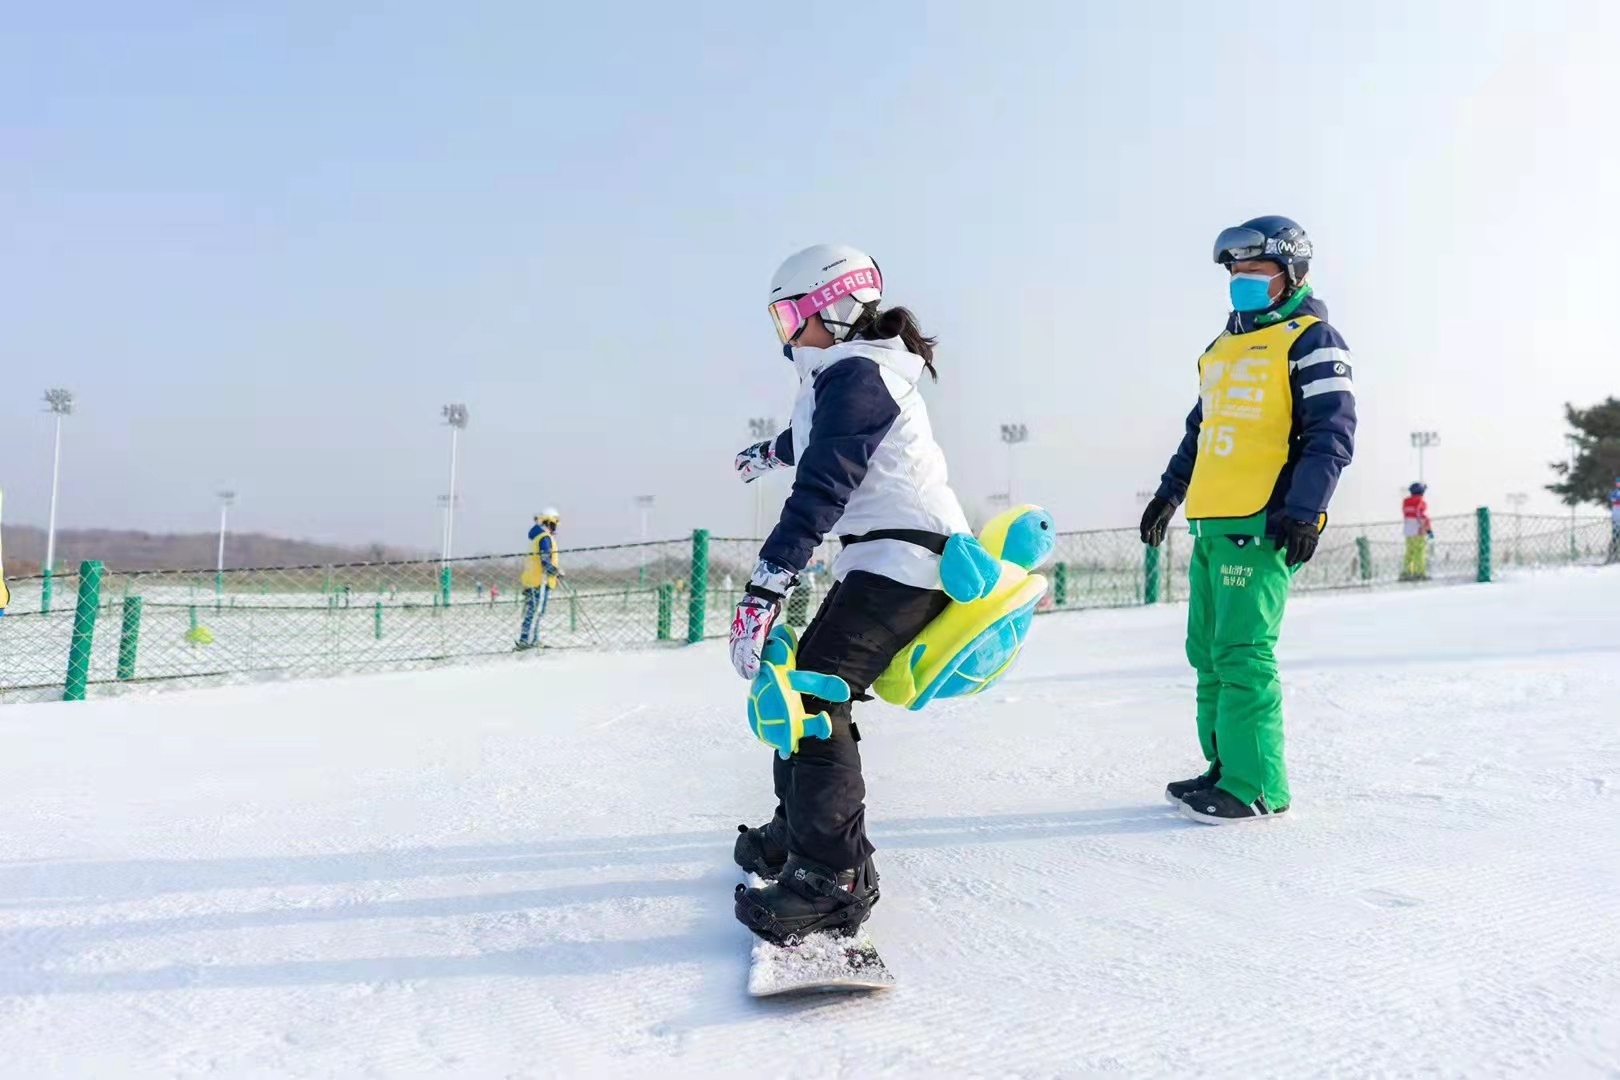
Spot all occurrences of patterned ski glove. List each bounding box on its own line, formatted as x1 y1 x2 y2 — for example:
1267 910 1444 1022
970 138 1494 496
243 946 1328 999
729 559 797 679
735 439 789 484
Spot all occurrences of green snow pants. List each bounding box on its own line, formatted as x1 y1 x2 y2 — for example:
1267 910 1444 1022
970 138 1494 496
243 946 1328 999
1186 535 1296 810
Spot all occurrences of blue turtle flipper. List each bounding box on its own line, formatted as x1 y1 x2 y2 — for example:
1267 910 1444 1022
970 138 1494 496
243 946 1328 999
800 713 833 745
940 534 1003 602
787 670 851 702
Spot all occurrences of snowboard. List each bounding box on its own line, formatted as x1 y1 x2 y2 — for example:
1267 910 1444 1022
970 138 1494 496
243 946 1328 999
746 926 895 997
740 873 894 997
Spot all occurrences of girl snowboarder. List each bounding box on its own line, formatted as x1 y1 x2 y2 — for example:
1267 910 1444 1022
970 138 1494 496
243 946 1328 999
729 243 973 944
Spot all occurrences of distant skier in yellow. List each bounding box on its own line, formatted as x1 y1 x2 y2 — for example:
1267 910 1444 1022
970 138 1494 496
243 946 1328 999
516 508 562 650
0 490 11 613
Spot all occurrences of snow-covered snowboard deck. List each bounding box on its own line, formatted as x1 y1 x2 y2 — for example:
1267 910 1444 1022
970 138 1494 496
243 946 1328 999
746 927 895 997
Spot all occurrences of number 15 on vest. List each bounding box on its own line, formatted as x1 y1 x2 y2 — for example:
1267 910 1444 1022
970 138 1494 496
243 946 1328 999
1198 425 1236 457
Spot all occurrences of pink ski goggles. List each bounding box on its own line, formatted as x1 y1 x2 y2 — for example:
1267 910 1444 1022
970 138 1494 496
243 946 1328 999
767 266 882 343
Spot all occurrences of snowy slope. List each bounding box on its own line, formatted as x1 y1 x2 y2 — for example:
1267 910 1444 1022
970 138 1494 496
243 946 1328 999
1 570 1618 1079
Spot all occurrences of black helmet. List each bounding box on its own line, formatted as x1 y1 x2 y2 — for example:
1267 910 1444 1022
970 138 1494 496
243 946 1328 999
1213 215 1313 286
1409 482 1427 496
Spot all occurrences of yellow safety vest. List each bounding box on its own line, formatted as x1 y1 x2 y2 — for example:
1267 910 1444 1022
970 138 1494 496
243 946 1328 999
0 489 9 609
521 530 561 589
1184 316 1317 522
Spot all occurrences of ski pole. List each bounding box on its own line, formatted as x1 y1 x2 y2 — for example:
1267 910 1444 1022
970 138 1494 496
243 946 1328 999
558 574 608 647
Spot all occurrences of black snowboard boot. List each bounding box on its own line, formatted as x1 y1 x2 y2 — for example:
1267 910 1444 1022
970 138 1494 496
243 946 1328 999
1165 761 1221 805
733 815 789 879
1178 786 1288 825
734 854 880 945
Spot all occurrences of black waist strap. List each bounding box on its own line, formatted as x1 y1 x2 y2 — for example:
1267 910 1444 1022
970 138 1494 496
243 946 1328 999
837 528 950 555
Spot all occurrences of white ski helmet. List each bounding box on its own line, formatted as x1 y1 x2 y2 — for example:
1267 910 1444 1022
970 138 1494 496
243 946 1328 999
538 507 560 525
768 243 883 344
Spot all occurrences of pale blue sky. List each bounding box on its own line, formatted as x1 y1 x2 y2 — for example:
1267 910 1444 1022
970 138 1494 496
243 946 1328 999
4 1 1616 554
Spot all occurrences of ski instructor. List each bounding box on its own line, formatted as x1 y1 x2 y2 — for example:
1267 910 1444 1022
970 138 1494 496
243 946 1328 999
1139 215 1357 824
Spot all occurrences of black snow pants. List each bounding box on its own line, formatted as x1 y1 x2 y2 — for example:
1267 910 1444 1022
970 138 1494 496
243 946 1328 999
772 570 952 871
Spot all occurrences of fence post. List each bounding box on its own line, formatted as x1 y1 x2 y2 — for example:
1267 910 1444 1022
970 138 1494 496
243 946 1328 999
569 589 578 633
1053 562 1069 606
1356 536 1372 582
687 529 709 644
116 594 143 681
215 569 224 611
63 560 104 701
1143 544 1161 605
439 565 452 607
1477 507 1492 583
657 583 674 641
41 566 54 613
374 601 384 640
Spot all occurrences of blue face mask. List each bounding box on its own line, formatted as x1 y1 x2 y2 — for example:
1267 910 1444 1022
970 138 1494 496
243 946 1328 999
1229 272 1278 312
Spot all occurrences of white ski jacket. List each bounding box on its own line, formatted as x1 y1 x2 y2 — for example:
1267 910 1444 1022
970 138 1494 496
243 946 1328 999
760 338 971 591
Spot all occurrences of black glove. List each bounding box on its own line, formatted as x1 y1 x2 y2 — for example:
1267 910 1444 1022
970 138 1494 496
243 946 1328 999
1280 519 1322 567
1139 496 1176 547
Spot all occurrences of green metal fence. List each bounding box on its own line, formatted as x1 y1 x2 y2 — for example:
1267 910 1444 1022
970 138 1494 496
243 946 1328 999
2 511 1614 703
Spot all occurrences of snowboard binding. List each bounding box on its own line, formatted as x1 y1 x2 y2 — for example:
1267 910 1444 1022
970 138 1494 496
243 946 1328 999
734 855 880 946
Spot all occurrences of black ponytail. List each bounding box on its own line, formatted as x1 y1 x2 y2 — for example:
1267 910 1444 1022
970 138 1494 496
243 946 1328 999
857 305 939 381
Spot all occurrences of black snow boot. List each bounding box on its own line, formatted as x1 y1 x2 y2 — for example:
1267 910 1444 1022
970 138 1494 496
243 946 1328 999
1178 786 1288 825
734 854 880 945
1165 761 1221 805
733 815 789 879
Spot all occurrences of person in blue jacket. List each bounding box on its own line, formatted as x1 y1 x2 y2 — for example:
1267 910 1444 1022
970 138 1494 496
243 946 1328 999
1608 478 1620 563
516 509 562 650
1139 215 1357 824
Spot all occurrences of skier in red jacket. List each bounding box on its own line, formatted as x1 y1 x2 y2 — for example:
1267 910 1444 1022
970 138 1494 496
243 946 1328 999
1401 484 1433 581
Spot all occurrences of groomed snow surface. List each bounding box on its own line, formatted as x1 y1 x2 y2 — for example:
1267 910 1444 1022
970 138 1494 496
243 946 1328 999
2 569 1618 1079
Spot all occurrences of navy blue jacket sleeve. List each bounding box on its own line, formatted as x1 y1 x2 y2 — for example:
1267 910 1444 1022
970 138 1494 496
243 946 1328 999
539 534 557 573
760 358 900 574
773 428 795 466
1155 400 1202 506
528 524 542 541
1283 322 1357 521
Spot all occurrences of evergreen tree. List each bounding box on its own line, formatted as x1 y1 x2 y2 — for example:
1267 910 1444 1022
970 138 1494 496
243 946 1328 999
1548 397 1620 509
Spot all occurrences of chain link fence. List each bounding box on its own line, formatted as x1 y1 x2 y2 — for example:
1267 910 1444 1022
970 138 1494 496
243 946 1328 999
0 567 84 700
1291 512 1482 592
1048 527 1169 609
0 539 705 703
1492 513 1618 570
4 511 1616 703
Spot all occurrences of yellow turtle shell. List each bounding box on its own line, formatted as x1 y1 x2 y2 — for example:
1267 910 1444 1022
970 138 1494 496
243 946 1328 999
861 503 1056 712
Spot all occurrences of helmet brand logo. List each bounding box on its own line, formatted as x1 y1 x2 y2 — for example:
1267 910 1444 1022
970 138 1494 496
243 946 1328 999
809 269 878 309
